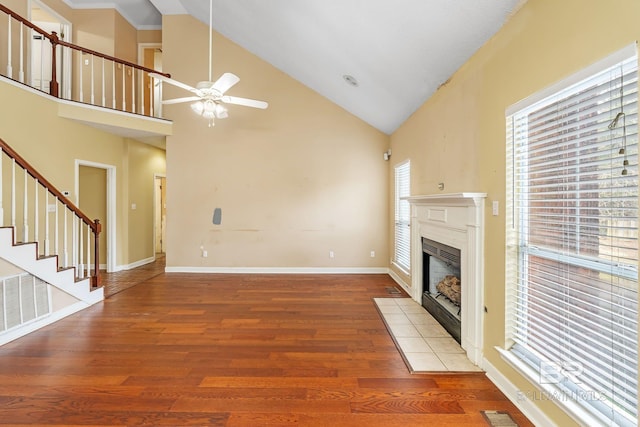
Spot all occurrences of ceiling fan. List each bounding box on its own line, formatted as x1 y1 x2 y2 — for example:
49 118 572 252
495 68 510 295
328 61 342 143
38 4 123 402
149 0 268 127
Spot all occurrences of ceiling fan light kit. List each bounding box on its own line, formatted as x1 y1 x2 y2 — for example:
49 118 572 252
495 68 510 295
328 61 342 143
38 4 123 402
149 0 267 128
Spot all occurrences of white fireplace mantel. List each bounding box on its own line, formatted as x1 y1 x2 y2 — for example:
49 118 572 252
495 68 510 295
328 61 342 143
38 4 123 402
406 192 486 365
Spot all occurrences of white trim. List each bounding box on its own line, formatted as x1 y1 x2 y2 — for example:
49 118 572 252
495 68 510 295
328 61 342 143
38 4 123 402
407 193 486 366
57 97 170 124
388 267 411 296
506 43 637 115
153 173 166 255
114 256 156 272
165 267 390 274
74 160 117 273
59 0 161 30
494 348 609 427
483 356 559 427
0 299 100 346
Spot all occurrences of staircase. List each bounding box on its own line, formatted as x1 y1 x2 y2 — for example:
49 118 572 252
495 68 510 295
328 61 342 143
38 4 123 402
0 138 104 346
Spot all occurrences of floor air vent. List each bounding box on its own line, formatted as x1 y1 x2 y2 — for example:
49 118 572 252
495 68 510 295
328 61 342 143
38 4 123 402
480 410 518 426
384 286 401 295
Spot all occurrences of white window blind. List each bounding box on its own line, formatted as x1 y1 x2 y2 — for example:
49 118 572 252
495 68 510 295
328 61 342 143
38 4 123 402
506 51 638 427
394 161 411 271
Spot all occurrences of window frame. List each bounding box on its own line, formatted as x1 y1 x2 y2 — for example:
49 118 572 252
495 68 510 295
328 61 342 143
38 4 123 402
394 160 411 273
504 45 639 427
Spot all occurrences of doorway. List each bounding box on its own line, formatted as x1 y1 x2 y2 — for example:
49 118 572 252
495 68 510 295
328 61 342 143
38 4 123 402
138 43 163 117
30 0 72 97
154 175 166 254
75 160 116 272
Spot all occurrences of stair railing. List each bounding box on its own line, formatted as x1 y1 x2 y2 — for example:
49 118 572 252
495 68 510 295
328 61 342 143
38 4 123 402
0 137 101 288
0 4 170 118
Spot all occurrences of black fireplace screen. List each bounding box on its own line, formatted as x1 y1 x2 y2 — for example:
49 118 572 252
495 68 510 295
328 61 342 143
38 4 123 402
422 237 462 343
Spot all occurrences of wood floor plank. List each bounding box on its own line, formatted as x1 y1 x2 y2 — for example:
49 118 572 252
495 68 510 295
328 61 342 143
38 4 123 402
0 263 534 426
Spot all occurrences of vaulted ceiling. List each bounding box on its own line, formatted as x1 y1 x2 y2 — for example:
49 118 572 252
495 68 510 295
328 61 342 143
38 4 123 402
63 0 525 134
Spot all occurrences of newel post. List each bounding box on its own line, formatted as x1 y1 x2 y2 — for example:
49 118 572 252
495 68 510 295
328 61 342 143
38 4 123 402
92 219 101 287
49 31 59 97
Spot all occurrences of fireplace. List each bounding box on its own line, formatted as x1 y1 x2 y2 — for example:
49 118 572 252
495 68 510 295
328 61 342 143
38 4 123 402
406 193 486 365
422 237 461 343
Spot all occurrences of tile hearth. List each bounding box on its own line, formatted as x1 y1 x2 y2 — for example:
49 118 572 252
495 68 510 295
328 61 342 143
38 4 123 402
374 297 481 372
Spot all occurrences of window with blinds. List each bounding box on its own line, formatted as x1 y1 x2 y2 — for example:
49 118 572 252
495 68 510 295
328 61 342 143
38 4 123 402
394 160 411 272
506 49 638 427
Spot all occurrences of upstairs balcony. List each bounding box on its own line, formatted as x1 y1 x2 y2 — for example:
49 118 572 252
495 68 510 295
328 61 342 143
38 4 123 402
0 4 172 147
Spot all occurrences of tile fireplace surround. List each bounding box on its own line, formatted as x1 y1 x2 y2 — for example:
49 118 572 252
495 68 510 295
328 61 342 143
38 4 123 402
405 193 486 366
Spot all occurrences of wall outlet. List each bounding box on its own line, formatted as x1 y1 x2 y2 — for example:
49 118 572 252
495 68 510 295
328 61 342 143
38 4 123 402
370 250 375 258
202 250 208 258
329 250 334 258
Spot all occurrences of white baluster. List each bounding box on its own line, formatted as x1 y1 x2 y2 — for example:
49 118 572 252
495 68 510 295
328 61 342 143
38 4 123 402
22 169 28 243
122 65 126 111
6 16 12 78
78 218 83 277
79 53 84 102
0 147 4 223
90 55 95 104
149 76 154 117
86 224 91 278
18 22 24 83
131 66 135 113
140 70 145 116
39 35 45 91
101 57 106 107
34 179 39 245
10 160 16 240
63 208 68 267
54 198 59 260
72 214 77 274
112 62 116 108
44 192 49 257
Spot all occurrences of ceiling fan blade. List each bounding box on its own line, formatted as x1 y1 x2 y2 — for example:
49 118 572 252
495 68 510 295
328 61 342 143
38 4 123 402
149 72 198 94
221 95 268 109
162 96 201 105
211 72 240 94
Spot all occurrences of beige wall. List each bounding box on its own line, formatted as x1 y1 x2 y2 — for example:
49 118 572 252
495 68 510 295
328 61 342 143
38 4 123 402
162 14 389 269
0 80 165 268
390 0 640 424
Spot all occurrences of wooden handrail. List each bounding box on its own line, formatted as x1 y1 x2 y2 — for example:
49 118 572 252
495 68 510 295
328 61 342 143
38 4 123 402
0 4 170 109
0 137 102 287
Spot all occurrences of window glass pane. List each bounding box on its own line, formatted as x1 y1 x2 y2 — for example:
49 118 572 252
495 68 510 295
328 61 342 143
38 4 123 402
394 161 410 271
507 53 638 426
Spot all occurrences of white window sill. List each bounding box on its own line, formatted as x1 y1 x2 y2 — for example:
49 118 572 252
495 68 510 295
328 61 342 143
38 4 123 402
495 346 614 427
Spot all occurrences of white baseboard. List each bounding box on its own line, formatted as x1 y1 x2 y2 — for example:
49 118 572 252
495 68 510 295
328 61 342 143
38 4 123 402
114 256 156 272
483 357 557 427
164 266 390 274
387 268 411 296
0 299 98 346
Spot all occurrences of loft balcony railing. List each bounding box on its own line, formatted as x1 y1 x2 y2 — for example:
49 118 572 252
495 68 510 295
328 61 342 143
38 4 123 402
0 4 170 118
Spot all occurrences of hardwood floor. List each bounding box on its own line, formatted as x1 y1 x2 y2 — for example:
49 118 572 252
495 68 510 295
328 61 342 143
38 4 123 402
0 269 533 426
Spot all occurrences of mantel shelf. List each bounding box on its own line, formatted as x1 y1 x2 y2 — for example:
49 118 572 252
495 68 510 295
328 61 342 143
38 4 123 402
404 193 487 206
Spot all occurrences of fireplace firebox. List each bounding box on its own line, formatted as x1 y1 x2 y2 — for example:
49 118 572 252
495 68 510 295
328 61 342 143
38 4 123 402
421 237 461 343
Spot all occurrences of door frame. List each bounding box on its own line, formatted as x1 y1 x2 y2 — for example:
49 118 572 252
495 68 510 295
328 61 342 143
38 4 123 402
74 160 117 273
138 42 163 117
29 0 73 98
153 173 166 255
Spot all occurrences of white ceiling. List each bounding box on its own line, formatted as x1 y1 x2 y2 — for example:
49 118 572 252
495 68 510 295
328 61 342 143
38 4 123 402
63 0 525 134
